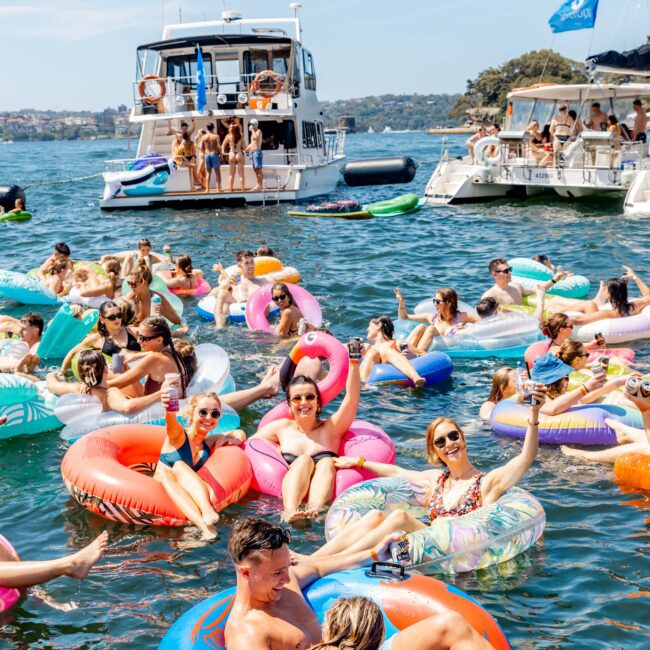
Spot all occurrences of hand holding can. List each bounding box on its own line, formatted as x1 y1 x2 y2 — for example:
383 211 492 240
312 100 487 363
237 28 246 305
162 372 181 412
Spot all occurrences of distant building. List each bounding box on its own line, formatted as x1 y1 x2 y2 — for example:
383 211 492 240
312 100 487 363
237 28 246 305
337 115 356 133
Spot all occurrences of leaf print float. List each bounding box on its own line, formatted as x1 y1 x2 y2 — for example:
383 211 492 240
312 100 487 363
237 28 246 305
0 377 61 440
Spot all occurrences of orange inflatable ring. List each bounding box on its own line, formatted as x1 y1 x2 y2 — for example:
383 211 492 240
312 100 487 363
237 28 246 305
138 75 167 105
250 70 282 98
61 424 252 526
614 452 650 491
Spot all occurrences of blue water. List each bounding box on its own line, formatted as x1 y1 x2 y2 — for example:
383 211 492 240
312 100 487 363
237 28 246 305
0 134 649 648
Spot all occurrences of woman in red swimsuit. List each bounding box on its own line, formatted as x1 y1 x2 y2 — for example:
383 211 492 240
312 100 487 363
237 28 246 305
310 385 546 559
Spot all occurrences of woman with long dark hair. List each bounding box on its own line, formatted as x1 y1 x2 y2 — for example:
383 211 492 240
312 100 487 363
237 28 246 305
271 282 312 337
162 254 205 292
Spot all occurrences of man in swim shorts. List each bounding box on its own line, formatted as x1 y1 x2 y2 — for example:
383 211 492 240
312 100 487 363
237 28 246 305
482 258 562 306
225 518 493 650
203 123 222 192
210 249 271 328
245 118 264 192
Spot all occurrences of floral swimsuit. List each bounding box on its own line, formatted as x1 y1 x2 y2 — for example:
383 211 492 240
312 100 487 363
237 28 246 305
427 470 485 520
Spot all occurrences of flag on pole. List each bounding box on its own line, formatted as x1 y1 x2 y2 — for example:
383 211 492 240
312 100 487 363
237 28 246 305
196 45 207 113
548 0 599 33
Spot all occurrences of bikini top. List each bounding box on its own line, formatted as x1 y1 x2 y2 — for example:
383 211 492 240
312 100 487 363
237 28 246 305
434 311 461 336
158 430 210 472
428 470 485 520
101 329 141 357
143 349 177 395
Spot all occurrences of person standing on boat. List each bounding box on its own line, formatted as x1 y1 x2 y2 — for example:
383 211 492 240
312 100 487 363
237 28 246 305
550 105 573 162
245 119 264 192
202 123 222 192
584 103 608 132
222 122 247 192
631 99 647 142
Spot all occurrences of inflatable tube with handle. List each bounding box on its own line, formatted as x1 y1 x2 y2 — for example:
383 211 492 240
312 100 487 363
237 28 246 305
246 283 322 333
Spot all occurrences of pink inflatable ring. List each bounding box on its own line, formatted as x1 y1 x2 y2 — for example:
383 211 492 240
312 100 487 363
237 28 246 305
525 340 635 369
169 277 211 297
245 283 322 333
0 534 20 613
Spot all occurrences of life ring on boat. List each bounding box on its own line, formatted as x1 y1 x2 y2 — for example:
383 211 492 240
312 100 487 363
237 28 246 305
0 534 20 614
249 70 282 98
474 136 501 165
138 75 167 105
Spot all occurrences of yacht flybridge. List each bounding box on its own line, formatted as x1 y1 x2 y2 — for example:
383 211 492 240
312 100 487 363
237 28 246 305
425 82 650 205
100 7 345 209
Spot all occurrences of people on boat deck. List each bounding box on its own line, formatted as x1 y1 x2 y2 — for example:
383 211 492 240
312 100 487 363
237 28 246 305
173 132 202 190
111 238 167 279
359 315 426 388
123 262 181 325
210 249 270 328
222 122 247 192
245 119 263 192
306 386 545 560
202 123 222 192
155 378 246 540
0 312 43 374
479 367 516 420
632 99 647 142
252 340 361 523
550 105 573 159
465 125 488 164
162 254 205 292
527 120 547 161
37 242 72 279
584 102 608 132
167 118 195 138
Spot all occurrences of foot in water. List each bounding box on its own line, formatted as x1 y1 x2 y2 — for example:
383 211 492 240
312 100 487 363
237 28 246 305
560 445 584 459
282 507 318 524
16 353 39 374
605 418 635 445
413 376 426 389
199 525 218 541
65 531 109 580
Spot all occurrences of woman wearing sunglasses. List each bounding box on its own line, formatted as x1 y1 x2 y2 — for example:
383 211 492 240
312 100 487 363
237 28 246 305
308 387 546 558
271 282 312 337
60 300 141 373
123 262 181 326
155 378 246 540
395 287 479 353
252 341 361 523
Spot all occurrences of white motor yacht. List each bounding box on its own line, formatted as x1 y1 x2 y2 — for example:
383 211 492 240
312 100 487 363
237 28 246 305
425 82 650 205
100 7 345 209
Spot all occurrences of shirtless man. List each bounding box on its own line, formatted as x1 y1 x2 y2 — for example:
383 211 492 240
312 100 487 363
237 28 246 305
584 102 608 132
481 258 562 306
225 518 493 650
202 123 222 192
466 125 488 163
0 312 43 374
210 249 270 327
37 242 72 279
631 99 647 142
245 119 264 192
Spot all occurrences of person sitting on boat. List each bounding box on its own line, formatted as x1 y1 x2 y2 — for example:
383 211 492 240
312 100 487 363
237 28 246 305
37 242 72 279
483 123 501 159
173 132 202 190
631 99 647 142
395 287 479 353
0 312 43 375
222 122 247 192
161 254 205 293
479 367 516 420
465 126 488 163
305 386 546 560
359 315 426 388
584 102 608 132
251 341 361 523
607 115 626 142
122 261 181 325
202 123 222 192
527 121 547 161
481 257 563 306
245 118 263 192
210 249 271 328
154 377 246 540
110 238 167 279
568 109 583 137
550 105 574 160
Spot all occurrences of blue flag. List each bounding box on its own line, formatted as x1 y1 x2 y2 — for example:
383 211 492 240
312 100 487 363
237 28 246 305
196 46 207 113
548 0 599 33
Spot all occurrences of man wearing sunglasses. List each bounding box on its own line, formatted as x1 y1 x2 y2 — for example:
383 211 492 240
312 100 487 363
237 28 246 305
481 258 564 307
225 517 493 650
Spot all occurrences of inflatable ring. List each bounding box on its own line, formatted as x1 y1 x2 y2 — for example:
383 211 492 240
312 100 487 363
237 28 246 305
508 257 590 299
0 211 31 222
169 278 211 297
572 307 650 344
244 420 395 499
367 351 453 387
249 70 282 98
475 136 501 165
61 424 252 526
490 398 643 445
138 74 167 105
37 304 99 361
0 378 60 440
0 268 60 305
159 566 510 649
614 452 650 491
0 534 20 613
196 294 280 323
225 256 282 278
245 283 322 333
524 340 635 370
326 477 545 575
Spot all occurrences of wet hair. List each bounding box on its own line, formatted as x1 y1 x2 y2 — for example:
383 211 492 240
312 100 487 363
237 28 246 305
129 261 152 286
475 297 498 318
532 254 552 268
20 312 44 336
97 300 122 337
272 282 295 307
236 249 255 262
556 340 587 367
138 238 151 249
370 315 394 339
15 198 24 208
286 375 322 413
55 242 71 257
312 597 385 650
546 376 569 400
436 287 459 320
488 257 508 273
176 254 193 278
607 278 633 317
425 416 465 467
256 245 274 257
228 517 291 564
488 367 515 403
541 313 571 341
140 316 197 396
115 298 136 326
206 122 215 132
102 256 121 293
184 390 221 426
78 350 107 388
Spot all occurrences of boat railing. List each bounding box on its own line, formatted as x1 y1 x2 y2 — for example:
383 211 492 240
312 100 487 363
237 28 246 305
133 73 295 115
324 129 346 161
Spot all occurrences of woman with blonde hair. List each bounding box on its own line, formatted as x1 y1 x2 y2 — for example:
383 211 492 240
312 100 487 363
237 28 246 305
123 262 181 325
479 367 516 420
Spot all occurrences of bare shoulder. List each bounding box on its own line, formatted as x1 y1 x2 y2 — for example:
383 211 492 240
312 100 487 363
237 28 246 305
226 613 271 650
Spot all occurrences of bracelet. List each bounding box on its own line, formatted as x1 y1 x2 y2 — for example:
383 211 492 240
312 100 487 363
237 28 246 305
370 548 380 562
580 385 590 396
527 420 540 426
356 456 366 469
551 279 557 285
639 406 650 412
349 359 360 365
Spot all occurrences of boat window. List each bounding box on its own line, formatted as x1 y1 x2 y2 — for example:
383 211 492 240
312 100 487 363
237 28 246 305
253 121 283 150
165 54 214 87
530 102 555 133
302 121 319 148
248 50 270 74
215 57 241 93
316 122 324 149
137 49 161 78
508 99 534 131
272 48 291 76
302 50 316 91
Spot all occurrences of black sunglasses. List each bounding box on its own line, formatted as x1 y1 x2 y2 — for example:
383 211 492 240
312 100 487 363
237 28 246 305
103 313 122 321
237 528 291 562
137 332 160 342
432 298 445 305
272 293 288 302
197 408 221 419
433 430 461 449
496 267 512 274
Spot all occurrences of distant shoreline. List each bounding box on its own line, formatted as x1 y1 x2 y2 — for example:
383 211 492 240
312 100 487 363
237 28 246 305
427 127 475 134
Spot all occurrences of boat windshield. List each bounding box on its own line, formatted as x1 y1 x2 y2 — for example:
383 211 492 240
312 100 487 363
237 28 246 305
136 48 161 79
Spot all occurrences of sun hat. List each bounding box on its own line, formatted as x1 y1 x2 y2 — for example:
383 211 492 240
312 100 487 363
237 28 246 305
531 353 573 385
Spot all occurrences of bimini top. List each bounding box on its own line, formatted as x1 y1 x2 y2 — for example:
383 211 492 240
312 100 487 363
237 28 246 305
507 82 650 102
587 45 650 76
137 33 292 53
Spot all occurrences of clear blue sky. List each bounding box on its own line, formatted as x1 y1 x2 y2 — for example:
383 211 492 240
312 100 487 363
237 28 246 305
1 0 648 111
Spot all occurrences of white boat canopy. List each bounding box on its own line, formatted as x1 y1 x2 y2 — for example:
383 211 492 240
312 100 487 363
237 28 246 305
507 83 650 102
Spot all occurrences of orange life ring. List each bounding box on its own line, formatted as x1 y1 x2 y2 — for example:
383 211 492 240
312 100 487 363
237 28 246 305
138 74 167 105
250 70 282 98
61 424 252 526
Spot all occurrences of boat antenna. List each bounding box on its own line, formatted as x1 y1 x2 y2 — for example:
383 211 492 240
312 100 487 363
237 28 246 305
178 3 182 23
289 2 302 38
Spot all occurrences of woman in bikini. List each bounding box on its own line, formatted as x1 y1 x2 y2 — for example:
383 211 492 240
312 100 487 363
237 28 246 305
395 287 479 353
307 385 546 559
271 282 313 337
252 340 361 523
222 122 246 192
154 377 246 540
123 262 181 325
161 254 205 293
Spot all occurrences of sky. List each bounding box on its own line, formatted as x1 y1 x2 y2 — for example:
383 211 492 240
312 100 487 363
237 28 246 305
0 0 649 111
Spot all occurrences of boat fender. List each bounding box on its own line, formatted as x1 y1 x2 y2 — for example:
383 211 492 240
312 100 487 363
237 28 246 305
342 156 417 187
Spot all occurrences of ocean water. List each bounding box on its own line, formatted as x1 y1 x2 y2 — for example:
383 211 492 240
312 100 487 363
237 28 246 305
0 133 649 649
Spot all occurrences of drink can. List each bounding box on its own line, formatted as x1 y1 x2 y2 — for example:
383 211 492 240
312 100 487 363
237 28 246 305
152 294 162 315
389 533 411 565
625 376 641 397
164 372 180 412
111 352 124 374
594 332 606 348
640 380 650 398
522 379 536 405
598 355 610 373
297 318 307 336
